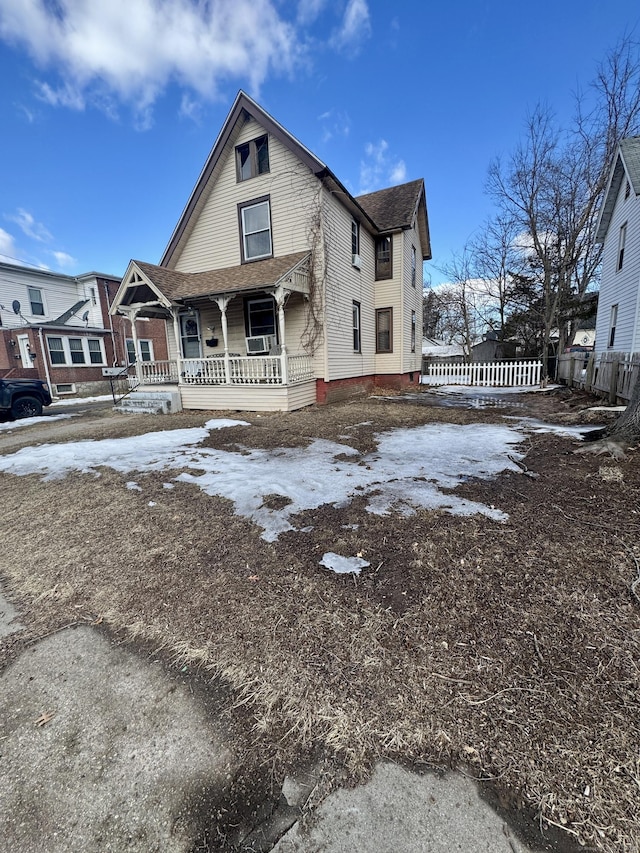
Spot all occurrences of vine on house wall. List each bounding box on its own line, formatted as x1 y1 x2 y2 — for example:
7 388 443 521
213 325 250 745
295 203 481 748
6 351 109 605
300 187 328 355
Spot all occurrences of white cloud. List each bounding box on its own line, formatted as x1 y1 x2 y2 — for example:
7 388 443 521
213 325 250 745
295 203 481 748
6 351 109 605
317 108 351 143
6 208 52 242
331 0 371 52
359 139 407 194
0 0 301 124
0 227 18 263
297 0 327 25
50 250 77 269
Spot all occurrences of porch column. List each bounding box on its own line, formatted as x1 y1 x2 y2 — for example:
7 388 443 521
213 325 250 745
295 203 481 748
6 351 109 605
213 295 232 384
169 308 183 383
121 307 143 384
274 285 291 385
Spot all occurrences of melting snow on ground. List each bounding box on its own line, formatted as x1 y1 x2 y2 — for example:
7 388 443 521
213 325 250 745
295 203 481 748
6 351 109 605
0 414 74 432
320 553 370 575
0 416 590 542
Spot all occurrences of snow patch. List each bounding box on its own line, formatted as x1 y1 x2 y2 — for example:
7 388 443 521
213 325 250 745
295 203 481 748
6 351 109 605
0 414 73 432
320 553 370 575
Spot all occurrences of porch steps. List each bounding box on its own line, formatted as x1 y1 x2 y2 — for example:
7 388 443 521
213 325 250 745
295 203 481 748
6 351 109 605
116 389 183 415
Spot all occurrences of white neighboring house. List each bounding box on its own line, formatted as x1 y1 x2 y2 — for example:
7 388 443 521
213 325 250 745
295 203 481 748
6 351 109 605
594 136 640 355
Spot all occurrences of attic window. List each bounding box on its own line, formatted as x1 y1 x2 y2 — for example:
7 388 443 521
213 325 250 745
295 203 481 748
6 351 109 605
625 180 631 199
236 135 270 182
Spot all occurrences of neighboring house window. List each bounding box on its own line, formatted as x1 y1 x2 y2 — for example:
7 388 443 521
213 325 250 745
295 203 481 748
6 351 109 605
46 335 106 366
126 339 154 364
375 237 392 280
69 338 85 364
352 301 361 352
376 308 393 353
47 337 66 365
411 310 416 353
608 304 618 348
411 245 417 288
28 287 45 316
88 339 104 364
245 297 277 337
239 197 272 262
236 135 270 182
351 220 360 264
617 223 627 271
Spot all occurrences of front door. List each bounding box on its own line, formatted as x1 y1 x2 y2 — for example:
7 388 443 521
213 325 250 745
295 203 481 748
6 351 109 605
17 334 33 368
179 312 202 358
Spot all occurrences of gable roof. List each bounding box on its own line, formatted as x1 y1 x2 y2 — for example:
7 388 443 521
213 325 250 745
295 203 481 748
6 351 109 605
356 179 431 259
596 136 640 242
116 251 310 310
160 91 431 267
161 91 379 267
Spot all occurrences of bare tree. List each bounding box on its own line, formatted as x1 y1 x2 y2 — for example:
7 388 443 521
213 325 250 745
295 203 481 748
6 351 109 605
436 248 481 360
487 37 640 382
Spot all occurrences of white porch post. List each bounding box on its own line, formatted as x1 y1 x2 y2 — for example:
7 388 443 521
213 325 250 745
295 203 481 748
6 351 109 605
169 308 183 382
213 296 232 384
121 307 142 384
274 285 290 385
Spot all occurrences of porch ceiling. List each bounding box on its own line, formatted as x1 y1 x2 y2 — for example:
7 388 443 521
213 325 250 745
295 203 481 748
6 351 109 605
133 252 310 306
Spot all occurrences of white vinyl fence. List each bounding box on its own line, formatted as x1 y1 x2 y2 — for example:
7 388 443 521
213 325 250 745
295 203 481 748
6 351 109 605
422 360 542 387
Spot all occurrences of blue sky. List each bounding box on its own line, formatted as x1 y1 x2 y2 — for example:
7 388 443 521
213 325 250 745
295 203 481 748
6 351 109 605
0 0 639 285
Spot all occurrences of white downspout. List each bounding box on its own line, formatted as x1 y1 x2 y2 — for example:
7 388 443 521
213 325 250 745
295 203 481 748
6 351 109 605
37 327 54 398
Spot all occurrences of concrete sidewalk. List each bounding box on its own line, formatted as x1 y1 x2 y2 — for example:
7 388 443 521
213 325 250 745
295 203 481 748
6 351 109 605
0 595 556 853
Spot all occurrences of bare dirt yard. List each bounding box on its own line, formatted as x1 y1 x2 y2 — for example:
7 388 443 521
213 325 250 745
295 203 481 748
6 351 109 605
1 387 639 852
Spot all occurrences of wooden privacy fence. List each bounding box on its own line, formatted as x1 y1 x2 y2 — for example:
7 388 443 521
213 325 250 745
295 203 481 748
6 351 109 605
557 351 640 403
421 359 542 387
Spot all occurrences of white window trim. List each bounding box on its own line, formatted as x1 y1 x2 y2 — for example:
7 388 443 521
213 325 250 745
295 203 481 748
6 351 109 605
352 301 361 353
46 335 106 367
617 223 627 272
608 304 618 349
27 286 47 318
240 198 273 262
126 338 155 364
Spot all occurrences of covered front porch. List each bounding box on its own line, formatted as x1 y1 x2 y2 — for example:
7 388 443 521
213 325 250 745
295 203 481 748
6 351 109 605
112 252 320 412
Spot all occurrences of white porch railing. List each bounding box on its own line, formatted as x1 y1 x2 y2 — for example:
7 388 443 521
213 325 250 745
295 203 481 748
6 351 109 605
139 360 180 384
422 360 542 387
177 353 314 386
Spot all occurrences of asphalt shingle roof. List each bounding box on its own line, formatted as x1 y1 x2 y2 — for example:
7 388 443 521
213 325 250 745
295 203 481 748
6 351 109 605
134 252 310 302
355 179 424 232
620 137 640 193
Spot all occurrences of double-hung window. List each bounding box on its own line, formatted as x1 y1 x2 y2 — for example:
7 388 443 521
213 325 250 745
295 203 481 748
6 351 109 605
352 301 361 352
608 304 618 348
375 237 392 280
47 337 66 365
28 287 45 316
46 336 105 366
239 197 272 262
351 220 360 266
411 310 417 352
245 297 277 337
376 308 393 353
236 135 270 182
69 338 86 364
126 339 154 364
411 245 417 288
617 223 627 271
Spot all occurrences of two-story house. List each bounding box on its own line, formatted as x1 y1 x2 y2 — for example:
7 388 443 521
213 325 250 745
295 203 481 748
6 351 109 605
0 262 169 397
110 91 431 412
594 136 640 355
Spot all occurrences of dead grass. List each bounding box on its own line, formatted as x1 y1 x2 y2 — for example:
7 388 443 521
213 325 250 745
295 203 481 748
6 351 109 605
1 390 639 852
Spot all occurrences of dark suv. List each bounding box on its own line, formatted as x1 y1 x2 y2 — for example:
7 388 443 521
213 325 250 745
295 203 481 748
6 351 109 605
0 378 52 419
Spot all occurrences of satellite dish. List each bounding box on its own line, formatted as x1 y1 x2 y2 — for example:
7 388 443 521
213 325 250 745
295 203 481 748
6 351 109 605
12 300 21 315
81 310 90 322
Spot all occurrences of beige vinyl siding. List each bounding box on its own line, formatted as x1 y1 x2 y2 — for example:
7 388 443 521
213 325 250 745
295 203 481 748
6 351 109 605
401 224 424 373
374 231 403 374
173 118 318 273
179 380 316 412
595 182 640 354
320 188 376 381
190 291 310 358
